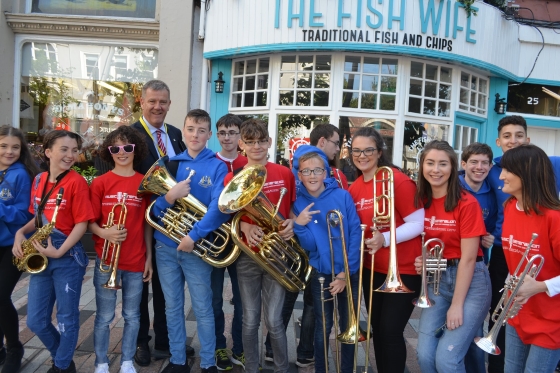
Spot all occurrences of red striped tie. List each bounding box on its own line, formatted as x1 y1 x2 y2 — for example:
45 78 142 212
156 129 167 156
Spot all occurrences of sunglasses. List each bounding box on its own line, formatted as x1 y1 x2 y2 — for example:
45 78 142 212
108 144 135 154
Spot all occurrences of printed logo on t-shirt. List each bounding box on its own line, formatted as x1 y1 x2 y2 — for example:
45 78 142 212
102 192 143 208
264 180 286 194
199 176 213 188
0 188 14 201
425 216 457 232
354 197 373 211
502 234 540 255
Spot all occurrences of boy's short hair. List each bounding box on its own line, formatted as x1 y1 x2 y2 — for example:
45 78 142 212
461 142 493 163
310 124 339 146
498 115 527 135
185 109 212 130
240 119 268 140
297 152 326 170
216 114 242 131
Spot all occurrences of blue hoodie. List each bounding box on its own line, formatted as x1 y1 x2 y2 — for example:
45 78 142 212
291 145 333 194
292 178 362 275
0 162 33 245
488 155 560 245
152 147 230 247
459 172 497 235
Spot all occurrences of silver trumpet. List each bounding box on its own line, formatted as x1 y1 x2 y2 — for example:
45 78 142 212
413 232 446 308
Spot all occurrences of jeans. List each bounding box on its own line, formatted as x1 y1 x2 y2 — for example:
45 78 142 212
0 245 23 349
417 261 491 373
236 253 288 373
26 235 88 370
93 258 143 366
311 270 359 373
156 241 215 368
211 248 243 355
488 244 509 373
264 285 315 360
505 324 560 373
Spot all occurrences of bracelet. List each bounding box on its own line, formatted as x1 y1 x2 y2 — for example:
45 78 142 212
335 276 346 281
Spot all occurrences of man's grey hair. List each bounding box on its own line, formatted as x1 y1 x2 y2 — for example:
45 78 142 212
142 80 171 98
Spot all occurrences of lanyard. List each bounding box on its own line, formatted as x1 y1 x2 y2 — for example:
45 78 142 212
35 170 69 228
140 117 168 158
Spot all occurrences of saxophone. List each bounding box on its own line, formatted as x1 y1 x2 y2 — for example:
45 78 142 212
13 188 64 273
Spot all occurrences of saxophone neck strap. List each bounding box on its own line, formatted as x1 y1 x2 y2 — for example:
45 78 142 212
35 170 69 229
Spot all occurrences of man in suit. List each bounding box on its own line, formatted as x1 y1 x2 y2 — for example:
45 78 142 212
131 79 193 366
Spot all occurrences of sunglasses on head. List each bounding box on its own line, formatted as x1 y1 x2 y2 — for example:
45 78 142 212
108 144 135 154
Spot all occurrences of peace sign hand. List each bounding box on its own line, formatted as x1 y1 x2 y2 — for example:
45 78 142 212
295 203 321 226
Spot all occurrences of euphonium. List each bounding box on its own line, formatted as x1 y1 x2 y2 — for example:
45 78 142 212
475 233 543 355
13 188 64 273
218 164 312 292
138 156 239 268
99 193 128 290
412 232 447 308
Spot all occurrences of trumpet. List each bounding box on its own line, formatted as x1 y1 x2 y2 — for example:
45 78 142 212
99 193 128 290
475 233 544 355
413 233 446 308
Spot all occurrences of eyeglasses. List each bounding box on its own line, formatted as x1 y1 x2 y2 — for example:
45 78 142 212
327 139 340 147
351 147 377 157
217 131 240 138
435 322 447 338
108 144 135 154
299 168 326 176
243 139 268 147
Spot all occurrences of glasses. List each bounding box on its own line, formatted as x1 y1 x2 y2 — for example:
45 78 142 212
351 147 377 157
217 131 240 138
435 322 447 338
327 139 340 147
299 168 326 176
243 139 268 147
108 144 135 154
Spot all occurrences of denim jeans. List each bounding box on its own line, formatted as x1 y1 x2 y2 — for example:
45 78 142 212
156 241 215 368
505 324 560 373
417 261 491 373
26 234 88 370
310 270 359 373
211 247 243 355
93 257 143 366
236 253 288 373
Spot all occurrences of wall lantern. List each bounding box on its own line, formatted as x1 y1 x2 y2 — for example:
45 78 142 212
214 71 225 94
494 93 507 115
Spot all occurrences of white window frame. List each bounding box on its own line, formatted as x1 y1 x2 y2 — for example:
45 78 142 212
111 54 129 81
407 60 453 118
454 124 479 165
81 52 100 80
229 57 271 110
458 72 489 117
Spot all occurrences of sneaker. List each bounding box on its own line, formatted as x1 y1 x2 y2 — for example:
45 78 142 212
295 357 315 368
46 361 76 373
264 350 273 363
230 352 245 369
215 349 232 371
0 347 5 365
119 361 137 373
94 363 109 373
2 345 24 373
201 366 218 373
162 362 190 373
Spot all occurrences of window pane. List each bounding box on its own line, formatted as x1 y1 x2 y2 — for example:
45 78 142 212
296 90 311 106
471 128 477 142
478 94 487 110
279 90 294 105
232 93 242 108
479 79 487 93
246 60 257 75
461 73 469 88
314 73 330 89
258 58 270 73
315 55 331 71
233 77 243 92
380 76 397 93
470 91 477 106
438 101 450 117
342 92 359 108
344 56 361 72
440 67 452 83
298 56 314 70
361 93 377 109
343 74 360 90
256 92 267 106
454 127 461 149
244 93 255 107
281 56 296 70
362 75 379 92
32 0 156 18
462 126 469 148
381 59 398 75
234 61 245 75
411 62 423 78
425 82 437 98
257 75 268 89
424 99 436 115
280 73 295 88
297 73 312 88
439 84 451 100
245 76 255 91
425 65 438 80
314 91 329 106
380 94 395 110
460 88 469 104
409 97 421 113
363 57 380 74
409 79 423 96
471 76 477 90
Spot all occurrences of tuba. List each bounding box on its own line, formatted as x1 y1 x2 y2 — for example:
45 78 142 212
412 232 447 308
218 164 312 292
138 157 240 268
13 188 64 273
99 193 128 290
475 233 543 355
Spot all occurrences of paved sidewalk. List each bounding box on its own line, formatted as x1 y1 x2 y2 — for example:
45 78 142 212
10 263 424 373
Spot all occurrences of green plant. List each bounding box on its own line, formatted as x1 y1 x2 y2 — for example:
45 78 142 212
457 0 478 18
72 165 98 185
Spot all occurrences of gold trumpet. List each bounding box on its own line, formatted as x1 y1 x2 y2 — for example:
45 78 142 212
218 164 312 292
412 232 446 308
99 193 128 290
475 233 543 355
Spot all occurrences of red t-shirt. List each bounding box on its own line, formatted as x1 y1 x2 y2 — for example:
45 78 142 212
502 200 560 349
349 168 422 275
423 192 486 259
89 171 150 272
331 167 349 190
29 170 94 236
216 152 248 173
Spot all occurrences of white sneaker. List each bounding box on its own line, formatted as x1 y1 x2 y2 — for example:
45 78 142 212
120 361 137 373
94 363 109 373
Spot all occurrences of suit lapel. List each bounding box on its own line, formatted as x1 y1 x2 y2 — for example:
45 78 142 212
134 121 160 161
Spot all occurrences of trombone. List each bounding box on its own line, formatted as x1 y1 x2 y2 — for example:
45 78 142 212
99 193 128 290
413 233 446 308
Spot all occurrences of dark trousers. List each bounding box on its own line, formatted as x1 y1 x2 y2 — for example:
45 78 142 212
137 249 169 348
363 268 421 373
0 246 23 349
488 244 509 373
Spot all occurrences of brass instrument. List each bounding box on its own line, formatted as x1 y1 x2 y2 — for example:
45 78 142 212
138 156 239 268
413 233 446 308
13 188 64 273
373 166 413 293
475 233 543 355
99 193 128 290
218 164 312 292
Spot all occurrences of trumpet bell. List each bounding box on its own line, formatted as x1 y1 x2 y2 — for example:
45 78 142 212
474 336 501 355
412 294 434 308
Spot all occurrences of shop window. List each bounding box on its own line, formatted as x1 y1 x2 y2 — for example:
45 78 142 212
29 0 156 18
31 43 58 75
111 55 129 81
454 125 478 164
408 62 452 117
507 83 560 117
278 55 331 107
402 121 450 179
231 58 270 109
341 56 398 111
82 53 100 80
459 73 488 115
276 114 330 166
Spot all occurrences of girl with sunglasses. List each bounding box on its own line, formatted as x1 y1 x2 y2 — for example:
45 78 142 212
347 127 424 373
498 144 560 373
414 140 491 373
13 130 93 373
88 126 152 373
0 125 39 373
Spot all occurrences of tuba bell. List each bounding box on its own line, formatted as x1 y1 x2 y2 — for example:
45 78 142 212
218 164 312 292
138 156 240 268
